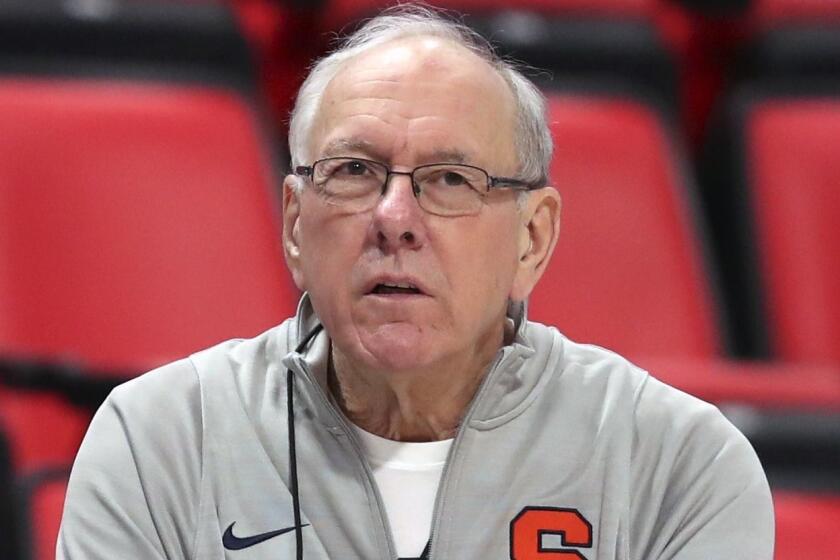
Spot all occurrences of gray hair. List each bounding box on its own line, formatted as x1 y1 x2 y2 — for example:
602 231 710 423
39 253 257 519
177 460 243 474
287 4 553 188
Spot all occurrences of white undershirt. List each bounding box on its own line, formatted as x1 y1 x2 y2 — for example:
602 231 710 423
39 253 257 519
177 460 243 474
351 424 453 558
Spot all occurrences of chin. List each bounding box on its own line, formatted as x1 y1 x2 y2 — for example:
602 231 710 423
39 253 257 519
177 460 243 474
355 323 441 373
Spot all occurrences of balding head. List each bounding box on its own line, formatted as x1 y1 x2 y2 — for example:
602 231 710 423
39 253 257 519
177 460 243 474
308 35 519 178
288 5 552 186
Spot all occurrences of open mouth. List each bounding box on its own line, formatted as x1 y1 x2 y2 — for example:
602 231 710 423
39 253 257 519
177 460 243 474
370 282 422 295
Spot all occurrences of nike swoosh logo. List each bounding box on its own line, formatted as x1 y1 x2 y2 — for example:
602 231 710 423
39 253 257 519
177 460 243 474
222 521 309 550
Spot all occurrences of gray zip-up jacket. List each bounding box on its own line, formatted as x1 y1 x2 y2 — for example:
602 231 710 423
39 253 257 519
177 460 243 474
58 295 774 559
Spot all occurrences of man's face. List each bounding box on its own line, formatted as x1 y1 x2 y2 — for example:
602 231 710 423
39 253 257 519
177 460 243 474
284 37 530 374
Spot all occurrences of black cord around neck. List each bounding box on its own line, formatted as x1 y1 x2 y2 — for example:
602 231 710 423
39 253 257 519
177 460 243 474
287 323 323 560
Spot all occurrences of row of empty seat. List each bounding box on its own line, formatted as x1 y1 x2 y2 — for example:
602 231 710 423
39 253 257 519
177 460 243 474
1 0 839 558
0 74 298 559
0 79 296 371
1 5 300 556
703 94 840 364
3 84 836 375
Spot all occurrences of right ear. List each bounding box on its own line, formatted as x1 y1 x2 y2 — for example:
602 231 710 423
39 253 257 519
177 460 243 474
282 175 306 291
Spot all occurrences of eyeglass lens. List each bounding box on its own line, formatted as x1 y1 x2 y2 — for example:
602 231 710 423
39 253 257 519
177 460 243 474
311 158 488 216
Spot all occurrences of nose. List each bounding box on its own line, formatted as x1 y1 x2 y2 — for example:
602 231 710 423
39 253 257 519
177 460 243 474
371 172 426 252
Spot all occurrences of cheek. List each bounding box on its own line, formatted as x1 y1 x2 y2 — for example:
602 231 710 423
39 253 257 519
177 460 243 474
297 206 366 309
438 218 520 319
477 243 519 302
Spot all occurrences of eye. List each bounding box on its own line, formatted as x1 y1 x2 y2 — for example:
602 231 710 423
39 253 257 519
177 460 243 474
442 171 467 186
418 165 483 191
341 159 370 176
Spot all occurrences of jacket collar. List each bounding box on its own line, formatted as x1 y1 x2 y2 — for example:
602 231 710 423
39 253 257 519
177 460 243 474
282 293 560 429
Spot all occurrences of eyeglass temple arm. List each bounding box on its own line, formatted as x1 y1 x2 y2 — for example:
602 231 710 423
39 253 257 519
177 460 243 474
489 176 547 190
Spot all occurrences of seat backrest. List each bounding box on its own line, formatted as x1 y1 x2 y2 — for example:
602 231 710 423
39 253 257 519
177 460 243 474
529 93 720 359
0 429 21 560
322 0 667 24
18 469 70 560
0 386 91 474
314 0 685 110
735 0 840 84
0 0 255 87
0 79 298 372
774 490 840 559
744 98 840 364
751 0 840 27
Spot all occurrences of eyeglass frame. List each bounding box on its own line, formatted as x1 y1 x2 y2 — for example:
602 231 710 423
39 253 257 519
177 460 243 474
293 156 546 210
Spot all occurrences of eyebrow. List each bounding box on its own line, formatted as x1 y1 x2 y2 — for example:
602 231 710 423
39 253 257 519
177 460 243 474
320 138 471 165
321 138 378 158
422 149 468 164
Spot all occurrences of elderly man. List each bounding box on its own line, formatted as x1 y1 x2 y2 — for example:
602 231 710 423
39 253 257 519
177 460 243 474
58 6 774 560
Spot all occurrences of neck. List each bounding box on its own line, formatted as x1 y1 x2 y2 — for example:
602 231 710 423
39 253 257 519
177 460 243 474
328 328 505 442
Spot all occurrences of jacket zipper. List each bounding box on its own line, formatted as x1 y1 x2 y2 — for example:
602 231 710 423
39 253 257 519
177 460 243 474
290 357 399 560
425 348 513 559
291 344 519 560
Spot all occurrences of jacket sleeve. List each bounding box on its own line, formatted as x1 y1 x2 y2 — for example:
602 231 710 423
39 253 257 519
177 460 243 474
57 359 203 560
631 375 775 560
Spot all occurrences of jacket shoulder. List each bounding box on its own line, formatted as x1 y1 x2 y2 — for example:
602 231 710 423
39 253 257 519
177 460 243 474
527 326 774 557
527 322 653 406
630 374 774 558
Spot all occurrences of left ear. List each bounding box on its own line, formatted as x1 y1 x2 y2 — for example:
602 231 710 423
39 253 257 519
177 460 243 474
282 174 307 291
509 187 562 302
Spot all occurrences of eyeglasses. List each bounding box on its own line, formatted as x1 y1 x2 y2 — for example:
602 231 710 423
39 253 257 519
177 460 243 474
294 157 544 217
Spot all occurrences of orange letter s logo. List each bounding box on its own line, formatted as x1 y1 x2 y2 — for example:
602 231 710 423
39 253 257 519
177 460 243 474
510 507 593 559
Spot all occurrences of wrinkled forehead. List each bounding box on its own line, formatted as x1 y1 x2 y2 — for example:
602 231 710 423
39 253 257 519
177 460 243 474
309 36 518 168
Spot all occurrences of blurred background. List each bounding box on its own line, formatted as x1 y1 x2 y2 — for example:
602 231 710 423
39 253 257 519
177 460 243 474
0 0 838 558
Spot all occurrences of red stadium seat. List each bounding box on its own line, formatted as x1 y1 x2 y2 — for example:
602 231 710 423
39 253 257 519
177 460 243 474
737 0 840 85
529 93 721 359
774 490 840 559
705 95 840 363
0 388 90 474
750 0 840 27
18 469 69 560
638 357 840 411
320 0 687 34
744 100 840 364
230 0 322 127
0 78 298 373
313 0 689 113
0 429 21 560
